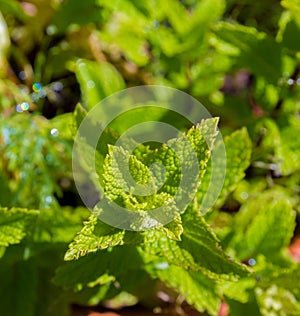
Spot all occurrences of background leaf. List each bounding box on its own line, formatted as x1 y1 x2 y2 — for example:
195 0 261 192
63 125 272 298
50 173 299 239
0 208 39 247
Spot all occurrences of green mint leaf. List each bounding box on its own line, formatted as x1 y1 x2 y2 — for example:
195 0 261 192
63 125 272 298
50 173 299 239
149 264 221 315
55 246 143 290
72 59 125 110
215 22 283 84
229 197 296 260
143 209 248 278
33 207 89 243
142 229 199 271
217 127 252 206
180 208 248 278
0 208 39 247
64 215 125 261
158 216 183 241
221 278 256 303
73 103 87 131
197 127 251 212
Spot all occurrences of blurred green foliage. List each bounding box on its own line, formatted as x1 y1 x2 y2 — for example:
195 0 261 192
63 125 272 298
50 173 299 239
1 0 300 315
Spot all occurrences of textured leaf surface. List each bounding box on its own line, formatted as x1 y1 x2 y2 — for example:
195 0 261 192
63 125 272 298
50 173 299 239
103 145 157 205
102 145 180 231
66 117 245 281
217 128 252 206
131 118 219 212
150 264 221 315
67 117 219 256
0 208 39 247
143 209 248 278
180 209 248 278
266 265 300 294
197 128 251 212
221 278 256 303
142 229 199 271
159 216 183 241
64 215 125 260
229 197 296 260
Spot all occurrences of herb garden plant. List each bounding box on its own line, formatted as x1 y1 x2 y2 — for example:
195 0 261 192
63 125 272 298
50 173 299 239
1 0 300 315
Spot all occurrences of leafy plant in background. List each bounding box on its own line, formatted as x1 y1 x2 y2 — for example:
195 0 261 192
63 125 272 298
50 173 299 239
0 0 300 316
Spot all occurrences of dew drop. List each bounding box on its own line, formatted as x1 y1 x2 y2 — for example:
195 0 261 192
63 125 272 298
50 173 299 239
16 104 23 113
240 191 249 200
287 78 294 85
32 82 42 92
87 80 95 88
155 262 169 270
16 102 29 112
21 102 30 110
248 258 256 266
297 78 300 86
45 196 53 203
50 128 59 137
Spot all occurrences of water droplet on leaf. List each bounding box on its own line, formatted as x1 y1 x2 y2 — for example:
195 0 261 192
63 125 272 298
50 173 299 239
248 258 256 266
240 191 249 200
50 128 59 137
32 82 42 92
87 80 95 88
16 102 29 112
45 196 53 203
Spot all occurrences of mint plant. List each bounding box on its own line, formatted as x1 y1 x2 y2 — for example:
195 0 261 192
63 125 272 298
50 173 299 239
53 107 252 315
1 0 300 315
